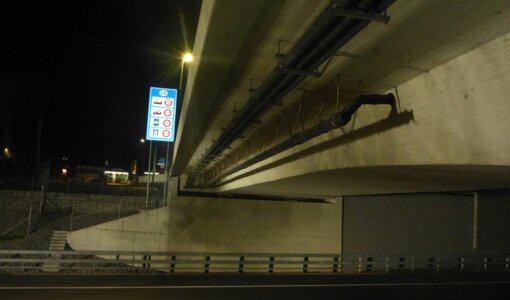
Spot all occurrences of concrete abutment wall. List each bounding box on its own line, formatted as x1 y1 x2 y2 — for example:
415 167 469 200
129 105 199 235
68 195 343 254
67 187 510 255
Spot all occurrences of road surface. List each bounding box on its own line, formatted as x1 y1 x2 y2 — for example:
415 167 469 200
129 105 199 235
1 272 509 299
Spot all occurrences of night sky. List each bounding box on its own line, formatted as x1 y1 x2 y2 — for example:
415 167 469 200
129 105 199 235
0 0 201 169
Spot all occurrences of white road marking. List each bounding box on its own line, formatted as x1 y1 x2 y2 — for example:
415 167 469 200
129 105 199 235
0 281 509 290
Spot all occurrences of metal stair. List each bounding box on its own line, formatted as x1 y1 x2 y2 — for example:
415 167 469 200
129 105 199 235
41 230 68 272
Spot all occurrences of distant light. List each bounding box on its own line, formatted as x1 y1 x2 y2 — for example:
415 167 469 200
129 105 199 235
140 138 145 143
182 53 193 63
104 171 129 176
62 156 68 160
143 172 160 175
3 148 11 158
131 160 137 175
62 168 68 176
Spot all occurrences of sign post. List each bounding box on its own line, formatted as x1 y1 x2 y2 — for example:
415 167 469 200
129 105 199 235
145 141 152 208
146 87 178 207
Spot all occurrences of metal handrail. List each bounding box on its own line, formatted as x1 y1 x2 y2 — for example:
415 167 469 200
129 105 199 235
0 249 508 274
0 217 29 237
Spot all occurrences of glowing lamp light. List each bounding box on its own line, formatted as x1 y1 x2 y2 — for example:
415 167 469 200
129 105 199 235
140 138 145 143
182 53 193 63
105 170 129 176
62 168 68 176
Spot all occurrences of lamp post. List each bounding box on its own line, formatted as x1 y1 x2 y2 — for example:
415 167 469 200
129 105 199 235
137 138 144 176
162 52 193 206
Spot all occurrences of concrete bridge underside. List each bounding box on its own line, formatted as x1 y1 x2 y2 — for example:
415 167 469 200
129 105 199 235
69 0 510 255
173 0 510 198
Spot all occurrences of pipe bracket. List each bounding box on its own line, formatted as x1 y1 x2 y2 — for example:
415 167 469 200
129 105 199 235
327 7 390 24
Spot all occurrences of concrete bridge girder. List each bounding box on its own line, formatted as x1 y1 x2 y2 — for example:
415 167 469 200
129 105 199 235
215 31 510 196
175 0 510 197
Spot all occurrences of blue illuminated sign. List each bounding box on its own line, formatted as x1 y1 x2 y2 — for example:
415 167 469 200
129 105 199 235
146 87 178 142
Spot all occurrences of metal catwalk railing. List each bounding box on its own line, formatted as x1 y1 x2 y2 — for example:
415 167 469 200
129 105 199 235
0 250 508 274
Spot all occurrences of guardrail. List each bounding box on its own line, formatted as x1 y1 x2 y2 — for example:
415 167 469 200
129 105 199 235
0 250 509 274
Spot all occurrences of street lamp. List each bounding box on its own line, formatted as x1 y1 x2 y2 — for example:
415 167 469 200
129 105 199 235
182 53 193 63
162 52 194 205
178 52 193 133
180 52 193 92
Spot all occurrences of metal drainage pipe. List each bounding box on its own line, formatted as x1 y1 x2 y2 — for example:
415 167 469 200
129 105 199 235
201 93 396 187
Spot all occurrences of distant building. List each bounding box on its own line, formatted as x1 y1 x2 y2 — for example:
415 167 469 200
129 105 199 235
104 170 129 185
73 165 105 183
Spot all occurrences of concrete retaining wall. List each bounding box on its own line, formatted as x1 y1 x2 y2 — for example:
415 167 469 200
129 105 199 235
343 194 473 254
478 191 510 250
66 188 510 255
68 195 343 254
343 192 510 254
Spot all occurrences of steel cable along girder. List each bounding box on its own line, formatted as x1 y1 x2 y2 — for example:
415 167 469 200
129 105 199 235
203 94 396 187
188 0 395 187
